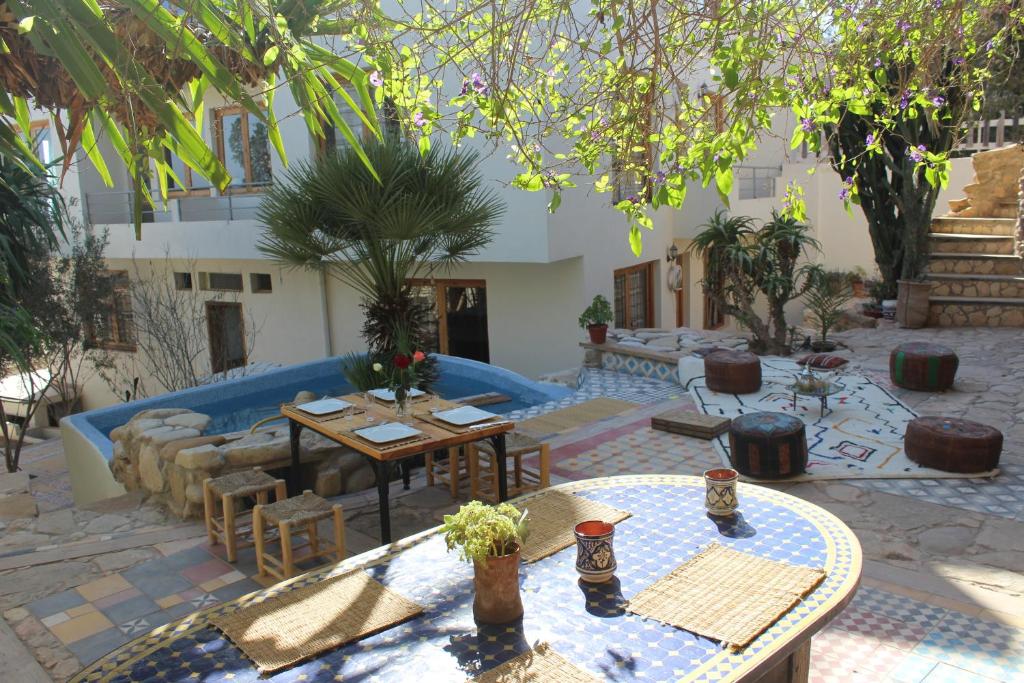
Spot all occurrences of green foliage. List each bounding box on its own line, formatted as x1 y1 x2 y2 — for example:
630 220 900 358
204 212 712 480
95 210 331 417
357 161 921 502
691 210 819 355
340 353 378 392
441 501 529 563
804 269 855 344
258 138 502 370
578 294 614 329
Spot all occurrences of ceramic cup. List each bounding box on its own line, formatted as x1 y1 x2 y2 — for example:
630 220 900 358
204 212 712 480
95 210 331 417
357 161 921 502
704 467 739 516
574 520 616 583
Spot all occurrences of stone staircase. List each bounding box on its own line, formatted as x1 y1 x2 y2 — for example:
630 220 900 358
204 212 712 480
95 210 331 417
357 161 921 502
925 144 1024 327
926 217 1023 326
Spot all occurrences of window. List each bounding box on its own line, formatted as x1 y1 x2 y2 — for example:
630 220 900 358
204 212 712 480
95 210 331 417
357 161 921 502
86 271 135 351
163 148 211 194
320 85 401 157
250 273 273 293
198 272 243 292
213 107 272 192
173 272 193 290
30 122 54 166
613 262 656 330
408 279 489 363
206 302 247 373
612 147 652 204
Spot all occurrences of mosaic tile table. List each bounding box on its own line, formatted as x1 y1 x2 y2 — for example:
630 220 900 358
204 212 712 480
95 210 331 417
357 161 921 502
72 475 862 683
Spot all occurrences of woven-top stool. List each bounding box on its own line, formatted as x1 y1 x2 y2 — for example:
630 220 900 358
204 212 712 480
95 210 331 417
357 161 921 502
904 417 1002 473
890 342 958 391
203 468 286 563
425 447 464 498
253 490 345 580
705 350 763 394
728 412 808 478
468 433 550 503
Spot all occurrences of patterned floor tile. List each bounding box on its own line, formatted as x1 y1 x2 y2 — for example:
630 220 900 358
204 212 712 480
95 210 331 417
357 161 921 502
849 586 949 628
888 652 939 682
920 661 1005 683
188 592 220 609
831 605 930 650
914 611 1024 682
117 617 152 636
100 594 160 624
26 588 85 619
64 625 129 666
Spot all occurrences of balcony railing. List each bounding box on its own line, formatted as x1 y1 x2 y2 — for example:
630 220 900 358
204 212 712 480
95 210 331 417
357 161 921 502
958 116 1021 152
83 183 270 225
736 165 781 200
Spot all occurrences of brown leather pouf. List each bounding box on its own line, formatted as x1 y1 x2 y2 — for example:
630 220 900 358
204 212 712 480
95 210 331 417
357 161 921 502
705 350 762 394
904 417 1002 473
728 412 808 478
889 342 959 391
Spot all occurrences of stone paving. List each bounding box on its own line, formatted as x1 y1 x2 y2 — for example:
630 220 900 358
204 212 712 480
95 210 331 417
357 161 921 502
1 325 1023 681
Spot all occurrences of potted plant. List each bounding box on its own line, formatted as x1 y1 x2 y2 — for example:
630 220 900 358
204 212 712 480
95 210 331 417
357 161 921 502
804 269 854 352
846 267 868 298
441 501 529 624
578 294 614 344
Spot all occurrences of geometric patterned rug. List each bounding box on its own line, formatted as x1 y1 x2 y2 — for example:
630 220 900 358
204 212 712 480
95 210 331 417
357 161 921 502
683 357 997 481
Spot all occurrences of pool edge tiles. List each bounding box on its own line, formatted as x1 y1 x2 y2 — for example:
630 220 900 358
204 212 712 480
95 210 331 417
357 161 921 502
62 354 572 507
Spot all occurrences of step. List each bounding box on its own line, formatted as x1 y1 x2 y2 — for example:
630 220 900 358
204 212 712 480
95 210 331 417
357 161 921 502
930 216 1016 236
929 232 1015 255
927 273 1024 298
928 298 1024 327
927 253 1023 276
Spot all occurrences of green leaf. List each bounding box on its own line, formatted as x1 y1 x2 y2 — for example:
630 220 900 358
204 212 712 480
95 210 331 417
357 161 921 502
547 191 561 213
17 15 34 33
13 96 30 139
263 45 280 66
417 135 431 154
81 114 112 187
715 167 733 198
264 74 286 166
629 225 642 256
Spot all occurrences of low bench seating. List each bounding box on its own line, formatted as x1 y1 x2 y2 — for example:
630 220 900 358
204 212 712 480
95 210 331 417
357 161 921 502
203 468 286 562
253 490 345 580
904 417 1002 473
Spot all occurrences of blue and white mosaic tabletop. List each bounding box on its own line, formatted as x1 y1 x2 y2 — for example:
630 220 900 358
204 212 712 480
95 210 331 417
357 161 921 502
73 475 862 682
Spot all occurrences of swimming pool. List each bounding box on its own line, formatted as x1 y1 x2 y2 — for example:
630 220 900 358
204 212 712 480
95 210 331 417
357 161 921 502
61 354 572 505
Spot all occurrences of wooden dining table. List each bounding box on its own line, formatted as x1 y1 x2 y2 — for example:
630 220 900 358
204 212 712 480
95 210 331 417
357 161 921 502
72 475 862 683
280 394 515 543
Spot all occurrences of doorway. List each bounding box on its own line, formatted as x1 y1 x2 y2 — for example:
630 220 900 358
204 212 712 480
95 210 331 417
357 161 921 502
613 261 656 329
206 301 247 373
408 280 490 363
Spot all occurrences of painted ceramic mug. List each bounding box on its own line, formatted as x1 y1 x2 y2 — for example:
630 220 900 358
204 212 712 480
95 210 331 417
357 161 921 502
574 520 616 583
704 467 739 516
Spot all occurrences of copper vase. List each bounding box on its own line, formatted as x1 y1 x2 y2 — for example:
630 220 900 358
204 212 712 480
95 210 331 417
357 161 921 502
472 545 524 624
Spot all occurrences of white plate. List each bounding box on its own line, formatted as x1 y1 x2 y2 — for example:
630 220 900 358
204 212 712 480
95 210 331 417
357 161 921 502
296 398 353 416
369 387 426 402
432 405 498 426
353 422 423 444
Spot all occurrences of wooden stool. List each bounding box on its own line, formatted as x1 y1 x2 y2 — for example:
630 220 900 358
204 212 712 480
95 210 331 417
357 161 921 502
253 490 345 580
203 468 286 562
468 433 550 503
728 412 808 478
705 350 762 394
905 417 1002 473
425 447 464 497
890 342 959 391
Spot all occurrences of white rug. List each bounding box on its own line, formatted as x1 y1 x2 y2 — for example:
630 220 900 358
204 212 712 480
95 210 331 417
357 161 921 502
681 357 994 481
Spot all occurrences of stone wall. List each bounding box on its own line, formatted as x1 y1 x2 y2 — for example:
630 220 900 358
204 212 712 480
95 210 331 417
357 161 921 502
109 394 375 519
948 144 1024 219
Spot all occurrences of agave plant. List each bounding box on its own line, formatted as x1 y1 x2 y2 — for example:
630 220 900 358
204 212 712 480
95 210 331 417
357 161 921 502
258 138 503 374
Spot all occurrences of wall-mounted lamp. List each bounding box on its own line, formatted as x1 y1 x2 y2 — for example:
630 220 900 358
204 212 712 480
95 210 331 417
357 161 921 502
666 244 679 262
698 83 709 98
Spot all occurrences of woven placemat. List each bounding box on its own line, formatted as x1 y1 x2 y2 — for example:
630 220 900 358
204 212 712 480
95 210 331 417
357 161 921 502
211 570 423 673
413 412 503 435
516 490 631 563
627 543 825 649
473 642 600 682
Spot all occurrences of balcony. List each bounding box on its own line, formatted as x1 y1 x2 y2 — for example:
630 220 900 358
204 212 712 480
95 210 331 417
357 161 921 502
83 183 270 225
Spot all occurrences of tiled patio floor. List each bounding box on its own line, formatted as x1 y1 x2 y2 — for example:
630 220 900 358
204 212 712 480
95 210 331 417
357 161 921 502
4 327 1024 681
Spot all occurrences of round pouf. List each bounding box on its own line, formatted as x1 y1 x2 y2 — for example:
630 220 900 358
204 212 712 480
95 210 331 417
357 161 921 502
727 412 808 478
904 417 1002 473
705 350 762 394
889 342 959 391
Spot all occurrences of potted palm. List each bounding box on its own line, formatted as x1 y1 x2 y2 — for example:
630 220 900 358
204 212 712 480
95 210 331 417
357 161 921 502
804 269 854 352
441 501 529 624
578 295 614 344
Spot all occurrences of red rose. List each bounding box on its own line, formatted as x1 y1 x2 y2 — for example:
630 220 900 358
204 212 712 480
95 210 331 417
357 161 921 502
393 353 411 369
413 350 426 363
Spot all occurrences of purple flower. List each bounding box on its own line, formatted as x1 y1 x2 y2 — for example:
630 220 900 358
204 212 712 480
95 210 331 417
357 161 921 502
459 79 470 96
874 58 883 68
369 71 383 88
654 170 667 185
865 133 875 145
908 145 926 163
801 117 816 133
838 176 854 201
413 112 426 128
898 20 911 31
953 56 966 66
471 72 488 95
899 90 910 109
932 95 946 107
626 194 639 204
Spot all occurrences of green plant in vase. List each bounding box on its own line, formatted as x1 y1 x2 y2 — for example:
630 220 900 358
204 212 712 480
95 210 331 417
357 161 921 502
579 294 614 344
441 501 529 624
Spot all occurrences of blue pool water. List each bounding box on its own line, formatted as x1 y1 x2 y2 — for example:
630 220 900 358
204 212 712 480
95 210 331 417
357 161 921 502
70 354 572 461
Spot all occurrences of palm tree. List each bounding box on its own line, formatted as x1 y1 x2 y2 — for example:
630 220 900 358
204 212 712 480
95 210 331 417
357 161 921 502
257 139 504 372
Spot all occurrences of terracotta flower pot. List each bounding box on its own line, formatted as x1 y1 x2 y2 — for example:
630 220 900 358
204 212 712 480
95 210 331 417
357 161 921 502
587 324 608 344
472 544 524 624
